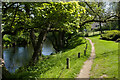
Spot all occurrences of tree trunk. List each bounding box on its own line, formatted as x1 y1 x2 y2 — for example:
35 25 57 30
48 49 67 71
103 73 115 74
31 51 39 64
98 2 103 37
58 30 65 49
59 31 62 49
30 31 47 65
39 44 42 57
61 30 65 48
29 26 50 65
52 31 60 52
118 1 120 30
99 22 103 37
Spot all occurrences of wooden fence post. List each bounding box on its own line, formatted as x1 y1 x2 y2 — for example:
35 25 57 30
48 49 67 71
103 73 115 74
84 49 86 56
86 40 87 47
66 58 70 69
78 53 80 58
86 43 87 49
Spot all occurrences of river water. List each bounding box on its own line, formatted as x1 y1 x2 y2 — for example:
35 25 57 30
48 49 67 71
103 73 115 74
3 39 55 73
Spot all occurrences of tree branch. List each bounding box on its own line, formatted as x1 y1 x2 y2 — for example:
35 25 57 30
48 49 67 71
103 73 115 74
80 15 118 26
85 2 101 18
10 4 19 30
2 2 18 14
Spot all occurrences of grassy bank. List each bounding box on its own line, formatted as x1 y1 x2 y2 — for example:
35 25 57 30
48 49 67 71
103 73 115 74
6 37 91 79
89 35 118 78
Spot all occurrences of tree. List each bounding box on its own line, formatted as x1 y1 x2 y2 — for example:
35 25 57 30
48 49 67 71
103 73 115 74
2 2 85 64
2 2 118 65
29 2 86 63
79 2 118 36
118 1 120 30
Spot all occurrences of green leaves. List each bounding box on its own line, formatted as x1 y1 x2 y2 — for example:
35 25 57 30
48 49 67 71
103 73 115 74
3 2 105 36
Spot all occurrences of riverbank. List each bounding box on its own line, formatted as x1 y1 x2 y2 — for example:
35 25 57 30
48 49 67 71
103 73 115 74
3 37 91 79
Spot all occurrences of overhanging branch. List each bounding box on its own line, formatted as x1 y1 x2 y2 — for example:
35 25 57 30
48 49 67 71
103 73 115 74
80 15 118 26
85 2 101 18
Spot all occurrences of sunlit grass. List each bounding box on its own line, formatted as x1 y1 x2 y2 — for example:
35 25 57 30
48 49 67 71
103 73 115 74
7 37 91 79
89 35 118 78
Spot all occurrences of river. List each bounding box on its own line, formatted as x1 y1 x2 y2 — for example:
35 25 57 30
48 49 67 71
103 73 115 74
3 39 55 73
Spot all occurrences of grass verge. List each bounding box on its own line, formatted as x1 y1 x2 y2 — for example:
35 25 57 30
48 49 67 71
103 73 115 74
5 37 91 79
89 35 118 78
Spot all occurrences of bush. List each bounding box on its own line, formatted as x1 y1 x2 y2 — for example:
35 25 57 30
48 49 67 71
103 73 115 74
116 38 120 42
102 30 120 41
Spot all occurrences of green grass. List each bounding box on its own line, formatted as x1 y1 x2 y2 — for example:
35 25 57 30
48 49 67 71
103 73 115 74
88 31 100 37
4 32 118 79
89 35 118 78
6 37 91 79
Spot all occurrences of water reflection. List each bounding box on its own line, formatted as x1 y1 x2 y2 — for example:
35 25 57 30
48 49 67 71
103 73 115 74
3 38 55 73
42 39 55 55
3 45 33 73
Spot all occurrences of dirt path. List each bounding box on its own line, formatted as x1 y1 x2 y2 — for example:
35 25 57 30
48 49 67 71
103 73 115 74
77 38 95 78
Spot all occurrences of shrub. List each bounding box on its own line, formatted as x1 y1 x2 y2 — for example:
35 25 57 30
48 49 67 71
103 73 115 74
116 38 120 42
102 30 120 41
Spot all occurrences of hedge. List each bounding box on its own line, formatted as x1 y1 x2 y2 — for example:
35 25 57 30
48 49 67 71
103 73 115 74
101 30 120 41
